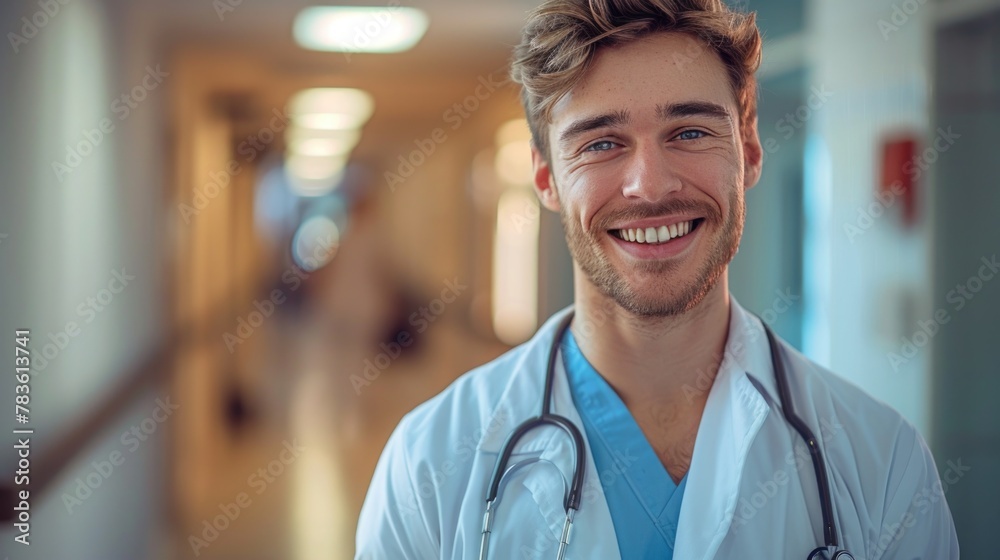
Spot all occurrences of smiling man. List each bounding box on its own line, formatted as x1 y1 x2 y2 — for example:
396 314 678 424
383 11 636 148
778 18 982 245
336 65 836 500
355 1 959 559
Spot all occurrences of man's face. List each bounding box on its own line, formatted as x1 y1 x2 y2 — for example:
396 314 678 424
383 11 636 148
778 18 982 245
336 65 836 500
533 32 762 317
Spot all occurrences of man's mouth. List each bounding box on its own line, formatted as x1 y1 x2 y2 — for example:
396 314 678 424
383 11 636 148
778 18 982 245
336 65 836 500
610 218 704 245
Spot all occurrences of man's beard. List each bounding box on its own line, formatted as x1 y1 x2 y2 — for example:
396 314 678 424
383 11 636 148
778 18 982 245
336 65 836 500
560 188 744 318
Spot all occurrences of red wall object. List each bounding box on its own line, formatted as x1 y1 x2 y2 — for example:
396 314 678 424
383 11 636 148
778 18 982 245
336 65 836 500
880 137 918 227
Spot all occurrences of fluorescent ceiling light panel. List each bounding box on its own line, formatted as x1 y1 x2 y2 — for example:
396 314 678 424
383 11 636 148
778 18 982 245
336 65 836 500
287 128 361 157
288 88 375 130
286 153 348 182
294 6 429 53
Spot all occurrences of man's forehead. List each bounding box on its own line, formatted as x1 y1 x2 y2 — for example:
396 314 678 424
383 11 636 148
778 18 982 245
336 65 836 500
547 31 736 128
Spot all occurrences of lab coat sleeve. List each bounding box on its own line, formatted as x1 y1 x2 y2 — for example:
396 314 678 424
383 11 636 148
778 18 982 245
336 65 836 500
355 416 440 560
872 425 960 560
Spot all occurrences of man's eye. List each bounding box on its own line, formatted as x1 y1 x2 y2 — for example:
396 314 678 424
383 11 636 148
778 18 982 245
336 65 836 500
677 130 707 140
584 140 616 152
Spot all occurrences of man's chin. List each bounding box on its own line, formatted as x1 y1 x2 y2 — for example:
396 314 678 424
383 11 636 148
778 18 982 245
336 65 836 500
602 284 696 318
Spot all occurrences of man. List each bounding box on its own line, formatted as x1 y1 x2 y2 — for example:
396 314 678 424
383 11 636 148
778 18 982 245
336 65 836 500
356 0 959 558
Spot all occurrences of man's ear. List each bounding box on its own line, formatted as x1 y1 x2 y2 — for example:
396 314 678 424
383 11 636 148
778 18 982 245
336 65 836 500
741 114 763 191
531 143 561 212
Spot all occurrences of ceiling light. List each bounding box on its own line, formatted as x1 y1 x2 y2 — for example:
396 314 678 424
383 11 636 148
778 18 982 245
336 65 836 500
285 154 348 196
287 128 361 157
287 88 374 131
292 138 353 157
286 154 347 181
293 6 429 54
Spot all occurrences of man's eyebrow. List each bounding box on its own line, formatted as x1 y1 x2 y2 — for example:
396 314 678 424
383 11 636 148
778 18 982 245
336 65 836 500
557 110 631 147
656 101 732 123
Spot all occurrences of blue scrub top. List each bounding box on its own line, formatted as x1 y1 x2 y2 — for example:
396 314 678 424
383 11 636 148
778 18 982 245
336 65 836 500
561 329 686 559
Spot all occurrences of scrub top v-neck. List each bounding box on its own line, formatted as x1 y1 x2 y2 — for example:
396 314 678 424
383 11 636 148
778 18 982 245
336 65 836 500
561 329 687 559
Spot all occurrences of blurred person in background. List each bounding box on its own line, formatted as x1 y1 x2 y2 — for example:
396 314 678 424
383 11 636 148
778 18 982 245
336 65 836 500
355 0 959 559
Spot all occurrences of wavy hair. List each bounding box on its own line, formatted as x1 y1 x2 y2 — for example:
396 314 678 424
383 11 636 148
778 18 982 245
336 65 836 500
509 0 762 158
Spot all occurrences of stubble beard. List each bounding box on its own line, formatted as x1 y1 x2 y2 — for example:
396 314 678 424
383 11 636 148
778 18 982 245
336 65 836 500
560 188 745 318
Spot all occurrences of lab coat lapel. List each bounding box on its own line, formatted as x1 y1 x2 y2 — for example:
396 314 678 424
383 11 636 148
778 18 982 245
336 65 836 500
672 301 772 560
476 306 621 560
522 356 622 560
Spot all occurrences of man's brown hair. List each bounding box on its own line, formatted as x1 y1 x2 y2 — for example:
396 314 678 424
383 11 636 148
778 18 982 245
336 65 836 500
509 0 762 159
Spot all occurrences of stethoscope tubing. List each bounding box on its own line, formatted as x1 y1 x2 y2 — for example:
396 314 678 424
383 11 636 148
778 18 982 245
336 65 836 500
479 310 852 559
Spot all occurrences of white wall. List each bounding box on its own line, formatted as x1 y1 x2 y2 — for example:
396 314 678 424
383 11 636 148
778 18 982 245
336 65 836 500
802 0 934 436
0 0 169 556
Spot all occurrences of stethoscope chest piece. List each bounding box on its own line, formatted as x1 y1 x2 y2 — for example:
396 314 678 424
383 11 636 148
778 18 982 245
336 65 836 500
809 546 856 559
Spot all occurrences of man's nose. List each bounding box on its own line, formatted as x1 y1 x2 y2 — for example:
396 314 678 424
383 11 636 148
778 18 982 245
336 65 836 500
620 141 682 202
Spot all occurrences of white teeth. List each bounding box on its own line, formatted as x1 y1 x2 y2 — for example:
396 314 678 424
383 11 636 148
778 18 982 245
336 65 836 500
616 220 696 245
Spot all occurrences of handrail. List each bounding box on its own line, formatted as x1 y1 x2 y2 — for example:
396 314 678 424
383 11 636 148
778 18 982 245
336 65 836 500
2 333 179 523
0 297 270 523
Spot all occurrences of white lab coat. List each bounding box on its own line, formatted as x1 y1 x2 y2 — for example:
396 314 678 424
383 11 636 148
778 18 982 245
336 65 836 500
356 299 959 559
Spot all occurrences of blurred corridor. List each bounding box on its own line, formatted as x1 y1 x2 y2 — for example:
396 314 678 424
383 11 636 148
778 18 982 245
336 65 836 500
1 0 998 558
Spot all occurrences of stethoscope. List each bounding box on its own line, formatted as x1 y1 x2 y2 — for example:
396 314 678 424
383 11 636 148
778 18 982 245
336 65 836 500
479 311 855 560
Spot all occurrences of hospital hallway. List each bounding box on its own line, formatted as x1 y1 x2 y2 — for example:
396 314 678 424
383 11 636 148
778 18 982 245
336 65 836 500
1 0 999 558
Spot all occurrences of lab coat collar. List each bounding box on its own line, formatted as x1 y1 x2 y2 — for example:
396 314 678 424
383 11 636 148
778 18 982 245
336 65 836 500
474 297 778 559
477 305 576 454
475 296 778 454
724 295 781 407
672 296 773 558
476 306 622 559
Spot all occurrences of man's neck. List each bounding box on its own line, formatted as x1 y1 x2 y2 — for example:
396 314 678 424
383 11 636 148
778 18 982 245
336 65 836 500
570 273 732 412
570 273 732 482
